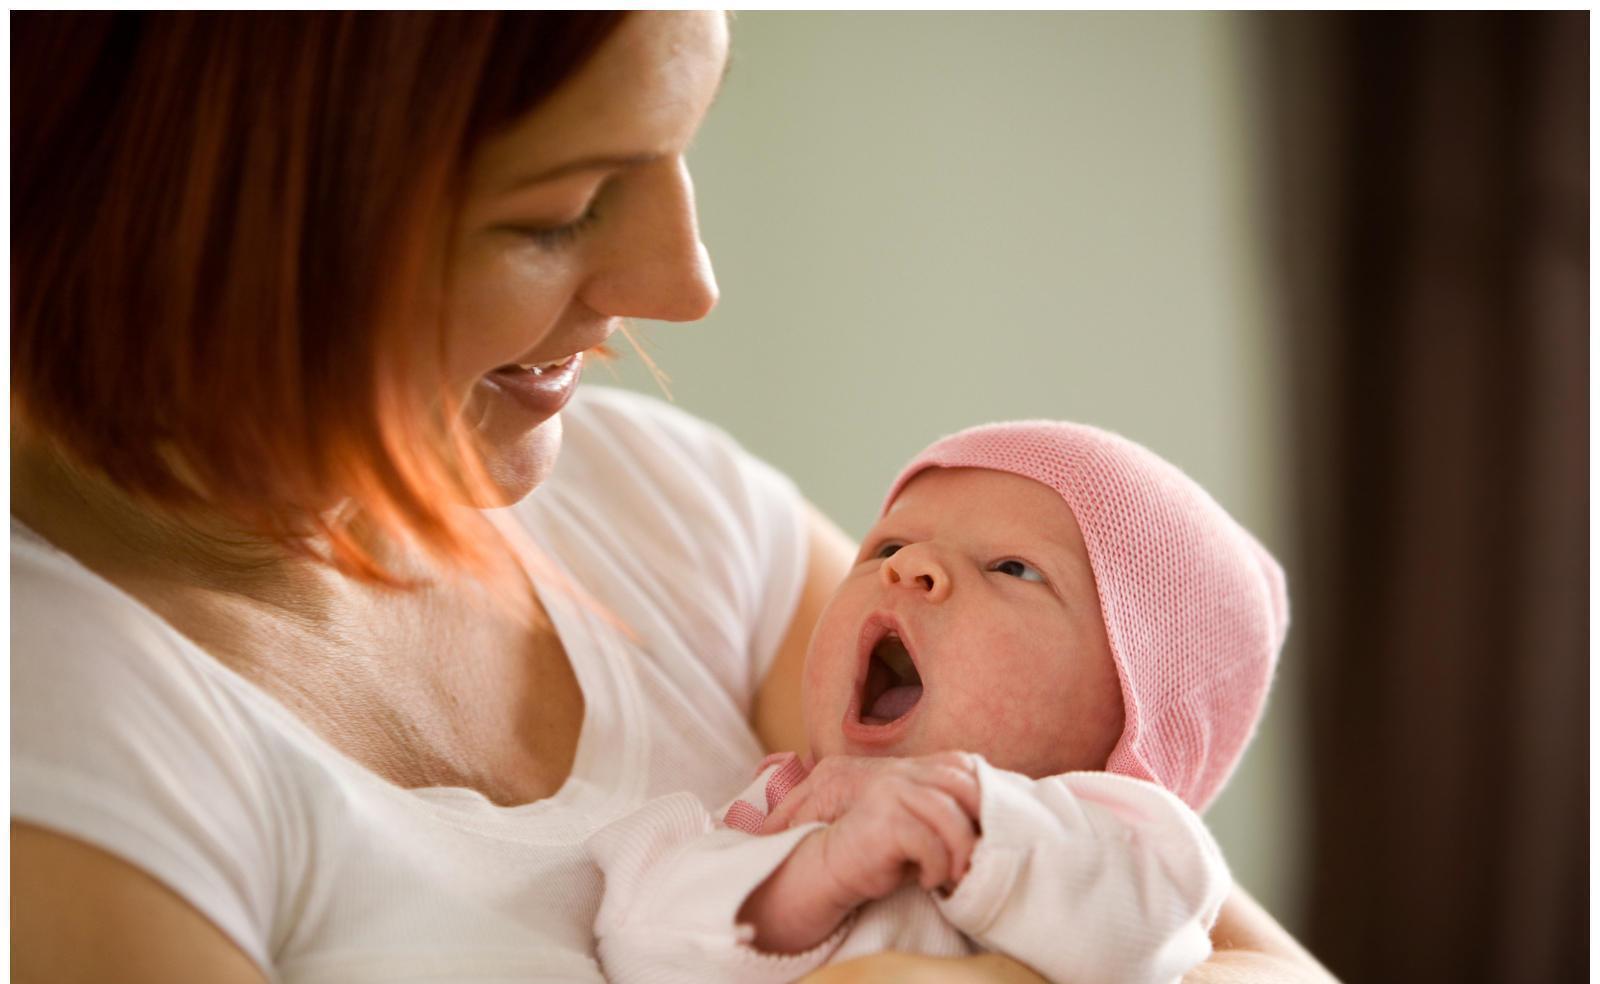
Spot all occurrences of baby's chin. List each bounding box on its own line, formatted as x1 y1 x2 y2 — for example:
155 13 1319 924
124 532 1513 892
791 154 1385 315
807 725 1100 779
805 724 947 764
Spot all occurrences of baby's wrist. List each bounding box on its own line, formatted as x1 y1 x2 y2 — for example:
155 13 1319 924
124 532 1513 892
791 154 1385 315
736 830 857 954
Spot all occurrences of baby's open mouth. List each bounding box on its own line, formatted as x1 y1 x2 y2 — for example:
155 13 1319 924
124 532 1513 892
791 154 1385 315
859 631 923 725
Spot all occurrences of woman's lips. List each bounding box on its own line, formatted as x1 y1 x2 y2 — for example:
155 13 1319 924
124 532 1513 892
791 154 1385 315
478 352 584 418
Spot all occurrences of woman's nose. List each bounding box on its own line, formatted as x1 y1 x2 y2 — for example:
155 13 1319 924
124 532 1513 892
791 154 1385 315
880 545 952 604
581 157 719 323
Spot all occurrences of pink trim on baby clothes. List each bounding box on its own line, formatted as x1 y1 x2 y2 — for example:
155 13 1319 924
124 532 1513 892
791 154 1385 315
764 753 809 811
723 800 765 834
719 752 812 833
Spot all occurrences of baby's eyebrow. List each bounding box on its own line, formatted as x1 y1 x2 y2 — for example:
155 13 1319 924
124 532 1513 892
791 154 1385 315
1018 536 1091 583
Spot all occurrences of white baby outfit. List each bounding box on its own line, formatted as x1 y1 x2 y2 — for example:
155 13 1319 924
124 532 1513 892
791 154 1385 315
589 751 1230 984
12 387 811 983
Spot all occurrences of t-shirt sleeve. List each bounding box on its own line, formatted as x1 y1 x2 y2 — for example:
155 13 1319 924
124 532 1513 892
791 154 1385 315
541 388 813 705
11 551 286 973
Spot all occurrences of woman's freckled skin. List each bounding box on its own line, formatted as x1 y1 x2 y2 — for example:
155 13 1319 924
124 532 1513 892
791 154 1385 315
801 468 1126 779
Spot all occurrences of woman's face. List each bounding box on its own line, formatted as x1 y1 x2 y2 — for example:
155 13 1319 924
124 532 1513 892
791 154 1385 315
444 12 728 498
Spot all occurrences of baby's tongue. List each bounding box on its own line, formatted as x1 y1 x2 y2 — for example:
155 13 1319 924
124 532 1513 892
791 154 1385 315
866 684 923 722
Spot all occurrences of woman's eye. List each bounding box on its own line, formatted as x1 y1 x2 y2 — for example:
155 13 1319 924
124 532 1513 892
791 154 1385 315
506 202 601 251
991 559 1046 583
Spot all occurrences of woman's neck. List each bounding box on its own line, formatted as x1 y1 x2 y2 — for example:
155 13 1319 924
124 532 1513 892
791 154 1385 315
11 423 542 639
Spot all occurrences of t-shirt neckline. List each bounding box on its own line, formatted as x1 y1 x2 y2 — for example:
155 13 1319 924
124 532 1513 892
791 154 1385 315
9 509 644 828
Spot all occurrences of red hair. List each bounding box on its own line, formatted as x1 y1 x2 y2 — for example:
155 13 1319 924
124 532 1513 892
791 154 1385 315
12 12 630 587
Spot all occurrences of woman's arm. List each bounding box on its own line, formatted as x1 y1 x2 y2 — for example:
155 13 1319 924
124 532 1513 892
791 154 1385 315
792 886 1340 984
12 823 267 984
1185 885 1339 984
801 951 1049 984
753 501 855 757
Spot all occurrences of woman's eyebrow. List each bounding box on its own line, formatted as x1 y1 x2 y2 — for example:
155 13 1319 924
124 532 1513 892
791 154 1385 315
501 52 734 195
503 152 663 194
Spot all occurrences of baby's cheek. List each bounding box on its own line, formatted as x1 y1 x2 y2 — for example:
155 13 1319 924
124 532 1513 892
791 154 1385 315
800 614 851 698
798 652 830 723
799 609 856 754
942 633 1077 774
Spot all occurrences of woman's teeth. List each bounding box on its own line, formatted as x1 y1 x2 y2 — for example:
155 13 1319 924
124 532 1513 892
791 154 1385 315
524 358 568 375
504 357 571 376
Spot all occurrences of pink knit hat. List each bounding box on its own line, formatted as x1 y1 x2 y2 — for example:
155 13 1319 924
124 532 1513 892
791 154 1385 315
881 421 1288 812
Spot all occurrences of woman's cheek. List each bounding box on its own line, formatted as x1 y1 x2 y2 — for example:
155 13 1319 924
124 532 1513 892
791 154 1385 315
443 246 577 380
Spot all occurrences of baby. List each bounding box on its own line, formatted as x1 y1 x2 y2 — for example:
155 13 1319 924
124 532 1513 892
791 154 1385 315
587 421 1288 984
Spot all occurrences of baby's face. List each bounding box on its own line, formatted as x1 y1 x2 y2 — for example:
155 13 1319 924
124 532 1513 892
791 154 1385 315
803 467 1124 779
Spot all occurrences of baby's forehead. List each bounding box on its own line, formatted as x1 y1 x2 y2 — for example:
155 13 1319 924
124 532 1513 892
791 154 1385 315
882 466 1095 562
885 466 1075 526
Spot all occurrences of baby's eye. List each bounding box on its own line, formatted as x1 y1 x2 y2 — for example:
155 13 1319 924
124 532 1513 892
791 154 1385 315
875 543 903 560
991 559 1046 583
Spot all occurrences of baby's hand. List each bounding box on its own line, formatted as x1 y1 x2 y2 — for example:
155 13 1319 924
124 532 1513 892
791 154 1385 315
762 752 981 836
738 754 982 953
813 766 981 900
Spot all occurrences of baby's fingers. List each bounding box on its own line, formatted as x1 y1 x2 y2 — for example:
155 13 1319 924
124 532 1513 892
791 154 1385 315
890 800 954 892
900 786 979 886
760 789 798 833
762 757 861 831
911 753 982 822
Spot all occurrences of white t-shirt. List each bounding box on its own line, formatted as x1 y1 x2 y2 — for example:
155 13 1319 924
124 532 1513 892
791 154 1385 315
11 387 811 983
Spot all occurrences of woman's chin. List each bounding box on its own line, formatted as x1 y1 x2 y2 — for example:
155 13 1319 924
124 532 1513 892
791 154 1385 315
452 373 569 507
475 416 563 506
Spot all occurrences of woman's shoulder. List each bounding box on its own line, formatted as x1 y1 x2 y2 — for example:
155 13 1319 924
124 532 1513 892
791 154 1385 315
12 519 289 969
11 518 191 677
554 384 787 490
11 518 286 787
529 386 812 703
542 385 805 569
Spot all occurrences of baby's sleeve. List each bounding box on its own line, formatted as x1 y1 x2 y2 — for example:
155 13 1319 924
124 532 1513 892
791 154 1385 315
588 758 844 984
936 759 1231 984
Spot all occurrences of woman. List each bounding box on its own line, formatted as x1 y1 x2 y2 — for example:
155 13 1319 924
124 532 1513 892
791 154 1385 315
12 12 1331 982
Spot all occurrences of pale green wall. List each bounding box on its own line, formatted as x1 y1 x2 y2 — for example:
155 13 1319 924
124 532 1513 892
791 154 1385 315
602 11 1308 932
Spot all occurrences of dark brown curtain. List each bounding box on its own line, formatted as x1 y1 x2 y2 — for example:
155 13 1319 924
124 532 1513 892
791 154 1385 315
1260 12 1588 983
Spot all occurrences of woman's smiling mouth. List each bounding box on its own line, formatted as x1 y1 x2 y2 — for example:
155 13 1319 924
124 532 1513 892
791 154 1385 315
480 351 584 417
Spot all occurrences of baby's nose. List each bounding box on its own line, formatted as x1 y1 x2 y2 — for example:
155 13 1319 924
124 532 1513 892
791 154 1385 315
880 546 952 603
